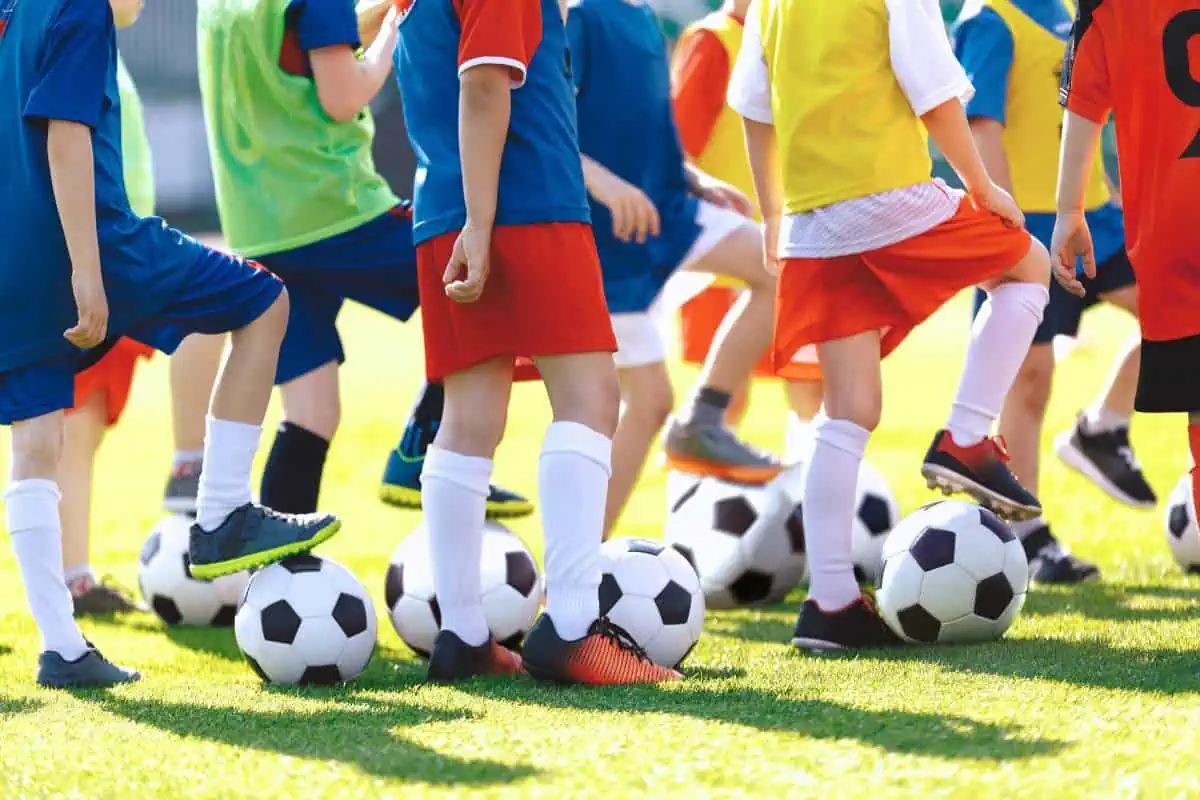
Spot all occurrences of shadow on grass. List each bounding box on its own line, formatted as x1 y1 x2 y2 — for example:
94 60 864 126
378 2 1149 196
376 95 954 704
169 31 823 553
0 696 43 717
0 644 11 656
1023 583 1200 622
451 682 1062 762
76 692 537 785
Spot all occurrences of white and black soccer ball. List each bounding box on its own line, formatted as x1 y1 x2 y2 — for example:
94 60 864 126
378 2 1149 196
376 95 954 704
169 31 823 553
385 521 542 656
234 554 377 685
1164 474 1200 574
138 514 249 626
878 501 1028 644
666 477 806 609
598 537 704 668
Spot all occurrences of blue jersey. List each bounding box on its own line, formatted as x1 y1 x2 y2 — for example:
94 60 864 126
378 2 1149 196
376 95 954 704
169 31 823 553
566 0 698 276
0 0 198 373
394 0 591 246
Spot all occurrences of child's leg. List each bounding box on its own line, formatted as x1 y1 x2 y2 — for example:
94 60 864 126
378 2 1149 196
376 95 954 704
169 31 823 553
606 362 674 536
7 411 87 660
165 333 224 512
260 361 339 514
804 333 882 612
784 378 823 462
995 344 1054 502
60 392 107 588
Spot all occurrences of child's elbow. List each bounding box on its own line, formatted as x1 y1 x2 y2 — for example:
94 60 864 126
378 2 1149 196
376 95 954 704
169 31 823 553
317 93 362 124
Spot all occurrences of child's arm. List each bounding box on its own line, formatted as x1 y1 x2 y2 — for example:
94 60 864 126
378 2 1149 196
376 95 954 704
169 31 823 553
309 7 398 122
683 162 754 217
581 155 661 244
1049 110 1104 296
110 0 144 29
47 120 108 348
742 118 781 267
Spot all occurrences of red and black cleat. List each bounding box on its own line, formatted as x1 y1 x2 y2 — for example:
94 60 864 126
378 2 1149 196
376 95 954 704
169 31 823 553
921 430 1042 521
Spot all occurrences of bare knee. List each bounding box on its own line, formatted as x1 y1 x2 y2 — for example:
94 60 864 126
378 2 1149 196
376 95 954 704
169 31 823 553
10 414 65 481
1004 238 1052 288
568 369 621 438
620 366 674 430
281 366 341 441
824 387 882 432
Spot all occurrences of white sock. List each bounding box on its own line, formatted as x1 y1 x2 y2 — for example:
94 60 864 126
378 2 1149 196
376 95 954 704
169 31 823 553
64 564 94 585
947 282 1048 447
422 446 491 646
803 417 870 612
172 449 204 470
785 412 815 464
196 416 259 531
5 480 88 660
540 421 611 641
1083 406 1130 435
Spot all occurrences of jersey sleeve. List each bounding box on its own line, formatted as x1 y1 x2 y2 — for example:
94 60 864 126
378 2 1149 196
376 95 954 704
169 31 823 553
670 28 731 158
23 0 112 129
565 6 589 95
456 0 542 88
727 1 772 124
1060 5 1111 124
886 0 975 116
288 0 361 52
953 8 1014 124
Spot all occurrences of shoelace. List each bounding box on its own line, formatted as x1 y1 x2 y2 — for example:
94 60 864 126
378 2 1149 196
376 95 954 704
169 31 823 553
987 436 1012 462
594 617 654 665
1108 429 1144 471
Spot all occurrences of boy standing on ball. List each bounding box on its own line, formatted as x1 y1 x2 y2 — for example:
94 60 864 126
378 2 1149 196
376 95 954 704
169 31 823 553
0 0 340 688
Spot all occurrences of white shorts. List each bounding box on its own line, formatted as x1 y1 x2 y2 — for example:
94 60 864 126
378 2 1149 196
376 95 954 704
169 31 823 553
611 201 754 369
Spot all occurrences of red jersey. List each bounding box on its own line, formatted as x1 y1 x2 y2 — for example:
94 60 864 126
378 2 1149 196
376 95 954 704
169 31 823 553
1061 0 1200 342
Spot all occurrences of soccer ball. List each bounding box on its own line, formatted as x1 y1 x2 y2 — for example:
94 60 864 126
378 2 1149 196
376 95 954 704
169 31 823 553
385 521 542 656
598 537 705 668
877 501 1028 644
234 555 377 685
1164 474 1200 574
138 515 249 626
665 477 806 609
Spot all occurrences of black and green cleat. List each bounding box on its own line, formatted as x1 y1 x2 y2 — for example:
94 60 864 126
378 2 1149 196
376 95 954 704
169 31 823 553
379 446 534 519
187 503 341 580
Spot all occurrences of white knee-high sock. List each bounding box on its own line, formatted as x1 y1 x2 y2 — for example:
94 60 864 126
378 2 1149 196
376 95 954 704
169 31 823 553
785 412 815 464
422 446 491 646
803 418 870 612
196 416 260 531
947 282 1048 446
540 421 611 640
5 480 88 660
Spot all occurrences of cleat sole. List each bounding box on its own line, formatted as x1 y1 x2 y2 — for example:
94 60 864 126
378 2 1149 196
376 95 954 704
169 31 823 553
1053 434 1157 510
381 485 534 520
919 466 1041 522
790 637 847 654
665 453 781 486
188 519 341 580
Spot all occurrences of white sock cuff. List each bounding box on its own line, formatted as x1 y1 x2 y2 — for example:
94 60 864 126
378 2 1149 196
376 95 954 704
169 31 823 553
813 417 870 459
4 480 62 533
990 281 1049 321
541 421 613 477
422 446 493 496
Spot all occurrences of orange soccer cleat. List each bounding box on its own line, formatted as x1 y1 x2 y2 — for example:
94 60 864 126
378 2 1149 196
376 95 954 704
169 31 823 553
521 615 682 685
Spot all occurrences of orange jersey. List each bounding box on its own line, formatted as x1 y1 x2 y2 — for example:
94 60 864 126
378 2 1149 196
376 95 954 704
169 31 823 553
670 22 736 158
1061 0 1200 341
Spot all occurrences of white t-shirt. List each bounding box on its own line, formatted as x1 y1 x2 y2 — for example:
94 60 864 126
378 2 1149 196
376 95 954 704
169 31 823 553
728 0 976 258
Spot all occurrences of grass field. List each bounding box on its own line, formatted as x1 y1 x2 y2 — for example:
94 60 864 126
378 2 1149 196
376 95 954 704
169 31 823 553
1 294 1197 799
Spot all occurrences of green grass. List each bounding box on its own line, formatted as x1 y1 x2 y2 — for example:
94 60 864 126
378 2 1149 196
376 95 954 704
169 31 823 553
2 294 1198 799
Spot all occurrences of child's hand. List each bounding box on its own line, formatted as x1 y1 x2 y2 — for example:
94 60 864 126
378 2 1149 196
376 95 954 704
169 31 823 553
694 174 754 218
591 171 660 244
969 182 1025 229
1049 212 1095 298
64 268 109 349
444 221 491 303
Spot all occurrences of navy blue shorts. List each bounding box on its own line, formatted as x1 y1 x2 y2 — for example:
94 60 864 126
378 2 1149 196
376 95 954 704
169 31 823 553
972 204 1135 344
258 207 419 385
0 248 281 425
599 196 702 315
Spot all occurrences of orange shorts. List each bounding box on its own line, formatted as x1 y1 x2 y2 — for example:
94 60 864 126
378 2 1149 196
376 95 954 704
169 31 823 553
417 223 617 381
679 287 777 377
773 200 1033 380
70 339 153 426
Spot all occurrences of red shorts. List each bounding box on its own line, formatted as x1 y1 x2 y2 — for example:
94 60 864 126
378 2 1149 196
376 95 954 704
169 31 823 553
679 287 778 377
69 339 153 426
417 223 617 381
774 200 1033 380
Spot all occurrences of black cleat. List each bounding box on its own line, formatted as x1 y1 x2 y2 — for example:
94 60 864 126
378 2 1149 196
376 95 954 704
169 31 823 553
1054 416 1157 509
427 631 524 683
163 461 201 515
1022 525 1101 584
188 503 340 580
37 647 140 689
791 595 902 653
70 575 147 616
921 430 1041 521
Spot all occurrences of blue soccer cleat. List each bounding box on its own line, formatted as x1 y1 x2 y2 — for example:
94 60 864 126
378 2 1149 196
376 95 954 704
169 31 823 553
37 647 140 689
187 503 340 580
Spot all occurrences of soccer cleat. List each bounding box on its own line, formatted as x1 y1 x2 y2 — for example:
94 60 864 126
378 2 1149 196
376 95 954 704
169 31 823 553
1054 416 1157 509
379 446 535 519
521 615 682 685
663 419 781 484
37 647 140 689
1021 525 1101 584
70 575 147 616
187 503 341 580
921 430 1041 521
791 595 901 653
163 460 202 515
427 631 525 683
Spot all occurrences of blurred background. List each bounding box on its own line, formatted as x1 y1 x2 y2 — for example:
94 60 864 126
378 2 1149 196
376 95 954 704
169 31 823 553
121 0 1114 231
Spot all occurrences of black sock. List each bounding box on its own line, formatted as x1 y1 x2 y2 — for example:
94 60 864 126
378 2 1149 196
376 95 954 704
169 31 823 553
397 381 444 457
689 386 731 427
260 422 330 514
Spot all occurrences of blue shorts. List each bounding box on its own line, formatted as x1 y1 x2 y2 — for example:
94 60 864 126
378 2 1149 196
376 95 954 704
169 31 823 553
259 207 419 385
598 195 701 314
973 204 1134 344
0 248 281 425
